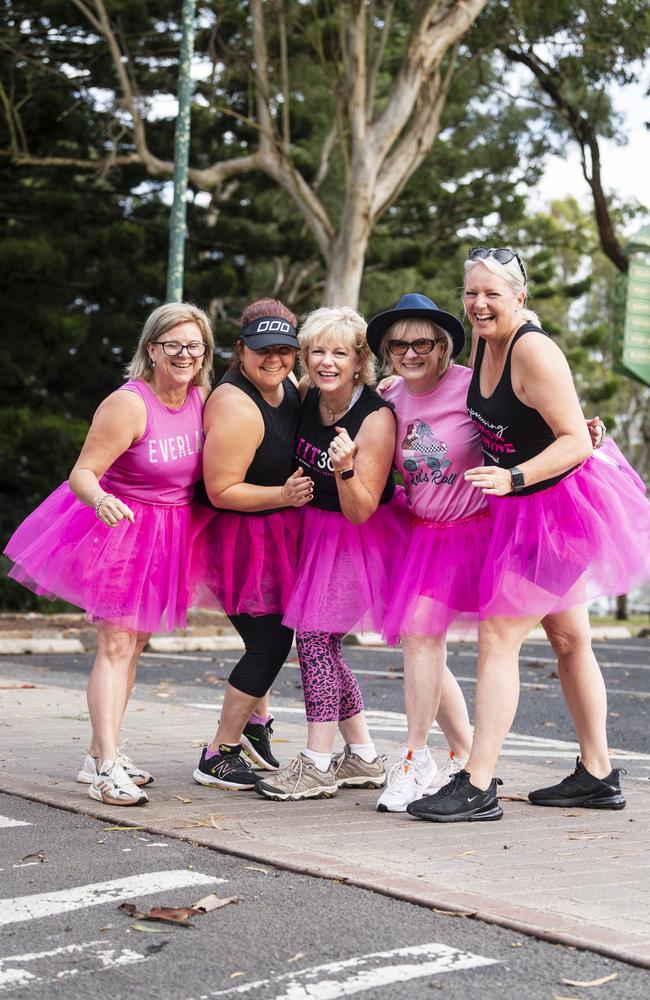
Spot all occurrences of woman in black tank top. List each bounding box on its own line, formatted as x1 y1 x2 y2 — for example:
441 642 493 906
191 299 314 793
256 306 408 802
410 248 650 824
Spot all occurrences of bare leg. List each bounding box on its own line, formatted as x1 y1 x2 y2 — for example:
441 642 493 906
209 684 261 750
437 667 472 760
87 624 140 764
465 615 537 789
89 631 149 758
338 711 372 747
402 634 446 748
542 604 611 778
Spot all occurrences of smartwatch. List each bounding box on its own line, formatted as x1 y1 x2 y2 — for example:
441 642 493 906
339 467 355 481
510 466 525 492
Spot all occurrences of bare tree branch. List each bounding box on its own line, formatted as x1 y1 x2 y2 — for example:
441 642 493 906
276 0 291 148
366 0 395 117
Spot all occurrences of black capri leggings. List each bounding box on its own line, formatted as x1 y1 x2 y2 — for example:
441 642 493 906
227 613 294 698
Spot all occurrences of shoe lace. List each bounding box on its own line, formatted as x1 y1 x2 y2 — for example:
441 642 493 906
387 755 428 790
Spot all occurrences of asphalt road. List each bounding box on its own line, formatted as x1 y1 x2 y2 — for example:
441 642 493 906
1 793 646 1000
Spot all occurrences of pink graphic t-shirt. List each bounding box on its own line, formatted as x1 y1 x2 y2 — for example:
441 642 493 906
384 365 488 523
101 379 204 505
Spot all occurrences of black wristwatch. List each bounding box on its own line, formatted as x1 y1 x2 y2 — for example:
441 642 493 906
510 466 525 492
339 467 355 481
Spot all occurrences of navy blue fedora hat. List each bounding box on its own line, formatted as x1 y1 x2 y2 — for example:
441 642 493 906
366 293 466 359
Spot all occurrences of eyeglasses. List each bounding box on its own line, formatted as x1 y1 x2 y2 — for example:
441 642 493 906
468 247 527 283
387 338 445 357
152 340 207 358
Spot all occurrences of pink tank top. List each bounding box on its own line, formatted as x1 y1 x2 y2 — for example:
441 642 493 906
384 365 488 523
102 379 204 506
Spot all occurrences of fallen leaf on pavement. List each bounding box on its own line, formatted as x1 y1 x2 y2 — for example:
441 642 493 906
243 865 269 874
230 972 245 980
119 902 196 926
20 850 48 863
191 893 238 912
568 833 618 841
432 908 477 917
102 825 148 832
173 796 192 804
287 952 305 963
499 794 528 802
510 942 523 948
174 815 226 829
543 721 558 728
561 973 619 987
455 850 475 859
131 922 167 933
0 683 36 689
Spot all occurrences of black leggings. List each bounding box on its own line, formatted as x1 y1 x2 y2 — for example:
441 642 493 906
227 613 294 698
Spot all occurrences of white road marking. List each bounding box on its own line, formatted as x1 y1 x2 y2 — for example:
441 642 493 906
0 940 146 991
0 869 224 926
0 816 31 829
193 942 498 998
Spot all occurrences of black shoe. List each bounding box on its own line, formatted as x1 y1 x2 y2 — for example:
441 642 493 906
406 770 503 823
192 744 259 790
240 720 280 771
528 757 626 809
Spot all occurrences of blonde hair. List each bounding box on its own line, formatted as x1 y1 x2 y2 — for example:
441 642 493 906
379 319 453 376
298 306 376 385
125 302 215 387
463 254 541 326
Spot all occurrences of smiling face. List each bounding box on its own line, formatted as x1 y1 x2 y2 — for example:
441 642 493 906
385 319 448 393
463 263 524 340
239 343 296 392
306 337 363 397
147 320 206 389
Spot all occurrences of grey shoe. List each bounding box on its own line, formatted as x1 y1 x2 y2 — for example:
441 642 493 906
255 753 338 802
332 746 386 789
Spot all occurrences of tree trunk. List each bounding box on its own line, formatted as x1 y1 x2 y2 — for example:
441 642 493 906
322 170 374 307
616 593 628 621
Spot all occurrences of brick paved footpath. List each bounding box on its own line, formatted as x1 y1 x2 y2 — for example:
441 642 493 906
0 676 648 968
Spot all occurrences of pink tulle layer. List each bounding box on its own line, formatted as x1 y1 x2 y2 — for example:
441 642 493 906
4 483 195 633
382 508 493 643
189 507 301 617
283 492 410 635
478 439 650 621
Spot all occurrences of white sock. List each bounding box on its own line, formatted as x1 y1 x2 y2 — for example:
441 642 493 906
303 748 332 772
348 742 377 763
402 745 429 763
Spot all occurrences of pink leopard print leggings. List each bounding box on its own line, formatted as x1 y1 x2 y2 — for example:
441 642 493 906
296 631 365 723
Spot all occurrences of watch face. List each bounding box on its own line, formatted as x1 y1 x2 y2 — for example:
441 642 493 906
340 468 355 480
511 467 525 489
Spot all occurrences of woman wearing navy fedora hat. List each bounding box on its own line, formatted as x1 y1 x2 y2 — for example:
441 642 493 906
366 293 490 813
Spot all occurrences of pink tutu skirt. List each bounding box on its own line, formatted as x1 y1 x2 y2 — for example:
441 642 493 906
189 507 300 617
4 483 195 633
478 439 650 621
382 507 493 643
283 491 410 635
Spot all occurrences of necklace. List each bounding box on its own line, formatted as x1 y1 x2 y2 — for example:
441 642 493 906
319 386 360 423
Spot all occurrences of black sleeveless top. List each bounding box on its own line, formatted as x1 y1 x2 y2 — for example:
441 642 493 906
466 323 575 496
195 366 300 515
295 385 396 512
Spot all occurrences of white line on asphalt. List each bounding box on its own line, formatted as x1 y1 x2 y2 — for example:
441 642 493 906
0 816 31 829
0 940 146 991
0 869 224 926
195 942 498 999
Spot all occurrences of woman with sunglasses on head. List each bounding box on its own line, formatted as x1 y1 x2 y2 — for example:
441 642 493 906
190 299 313 792
407 247 650 824
4 303 215 806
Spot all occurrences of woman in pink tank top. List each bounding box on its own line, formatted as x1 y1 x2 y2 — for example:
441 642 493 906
4 303 214 807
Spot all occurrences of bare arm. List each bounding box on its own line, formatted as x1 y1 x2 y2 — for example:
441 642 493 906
465 334 591 495
329 407 396 525
68 390 147 526
202 385 312 511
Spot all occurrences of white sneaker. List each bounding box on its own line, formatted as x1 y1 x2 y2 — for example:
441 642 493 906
88 760 149 806
424 753 464 795
77 752 154 787
376 748 437 813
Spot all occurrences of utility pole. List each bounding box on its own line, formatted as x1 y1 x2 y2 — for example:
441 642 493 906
166 0 197 302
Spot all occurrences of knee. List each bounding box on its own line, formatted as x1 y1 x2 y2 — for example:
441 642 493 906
545 624 591 659
96 628 137 665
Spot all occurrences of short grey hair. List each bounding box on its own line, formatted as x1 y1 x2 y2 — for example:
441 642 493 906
463 254 541 326
125 302 214 387
298 306 376 385
379 319 453 376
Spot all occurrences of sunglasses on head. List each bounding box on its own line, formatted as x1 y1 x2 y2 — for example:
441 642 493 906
468 247 527 283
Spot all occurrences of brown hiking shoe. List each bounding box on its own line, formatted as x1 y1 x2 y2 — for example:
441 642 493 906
332 745 386 789
255 753 338 802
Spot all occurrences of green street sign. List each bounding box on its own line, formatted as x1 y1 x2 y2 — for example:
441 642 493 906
614 226 650 387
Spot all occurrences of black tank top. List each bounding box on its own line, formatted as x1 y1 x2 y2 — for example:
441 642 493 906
296 385 396 512
466 323 575 496
195 366 300 514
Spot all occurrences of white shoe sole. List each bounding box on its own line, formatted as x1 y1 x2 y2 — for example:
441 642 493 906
240 735 280 771
87 785 148 806
255 782 338 802
192 768 257 791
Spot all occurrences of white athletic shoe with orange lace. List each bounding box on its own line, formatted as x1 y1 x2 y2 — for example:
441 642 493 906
376 747 437 813
88 760 149 806
424 752 464 795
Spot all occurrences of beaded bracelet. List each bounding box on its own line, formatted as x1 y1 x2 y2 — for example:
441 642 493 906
95 494 116 518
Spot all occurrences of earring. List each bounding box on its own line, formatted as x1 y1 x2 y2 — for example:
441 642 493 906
354 372 360 381
150 358 156 368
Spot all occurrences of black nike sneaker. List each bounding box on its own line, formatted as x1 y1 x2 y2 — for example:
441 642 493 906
528 757 626 809
406 769 503 823
240 720 280 771
192 744 259 790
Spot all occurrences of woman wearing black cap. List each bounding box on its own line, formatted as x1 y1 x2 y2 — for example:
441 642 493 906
364 294 485 813
190 298 313 791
